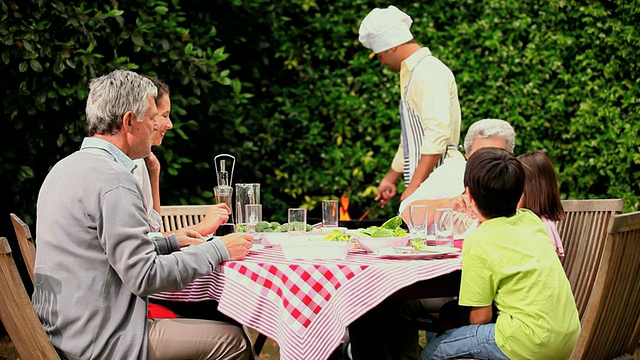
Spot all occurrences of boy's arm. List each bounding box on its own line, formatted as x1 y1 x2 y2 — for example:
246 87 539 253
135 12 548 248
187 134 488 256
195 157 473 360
469 306 493 324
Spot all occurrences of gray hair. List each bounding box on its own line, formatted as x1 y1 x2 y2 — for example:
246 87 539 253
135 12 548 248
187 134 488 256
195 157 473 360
463 118 516 154
86 70 158 136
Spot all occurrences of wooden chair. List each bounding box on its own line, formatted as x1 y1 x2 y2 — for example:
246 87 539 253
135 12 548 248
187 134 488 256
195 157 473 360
557 199 624 321
570 211 640 359
0 237 60 359
10 213 36 284
160 205 210 232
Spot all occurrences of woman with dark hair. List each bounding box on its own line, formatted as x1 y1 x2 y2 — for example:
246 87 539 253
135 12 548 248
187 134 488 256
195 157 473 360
517 150 566 257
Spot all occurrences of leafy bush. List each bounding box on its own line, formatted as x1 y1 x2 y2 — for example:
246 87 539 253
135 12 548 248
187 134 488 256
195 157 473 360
214 0 640 220
1 0 638 240
0 0 248 230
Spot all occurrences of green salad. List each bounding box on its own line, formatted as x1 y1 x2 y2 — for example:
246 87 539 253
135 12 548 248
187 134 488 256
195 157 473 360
323 215 407 242
252 221 313 232
410 238 428 251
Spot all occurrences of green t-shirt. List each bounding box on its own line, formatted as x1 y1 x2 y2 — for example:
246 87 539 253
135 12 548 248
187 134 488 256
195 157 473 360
459 209 581 360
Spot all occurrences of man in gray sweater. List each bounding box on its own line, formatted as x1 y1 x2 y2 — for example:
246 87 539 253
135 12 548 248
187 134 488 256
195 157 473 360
33 69 253 360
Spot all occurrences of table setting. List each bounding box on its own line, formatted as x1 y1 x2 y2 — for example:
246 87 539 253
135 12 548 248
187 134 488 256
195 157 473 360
150 156 464 359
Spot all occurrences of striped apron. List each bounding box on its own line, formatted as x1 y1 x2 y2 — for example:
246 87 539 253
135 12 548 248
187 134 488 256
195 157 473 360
400 56 459 186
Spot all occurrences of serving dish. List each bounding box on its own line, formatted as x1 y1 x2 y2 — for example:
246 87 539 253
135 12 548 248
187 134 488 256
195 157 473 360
355 236 410 252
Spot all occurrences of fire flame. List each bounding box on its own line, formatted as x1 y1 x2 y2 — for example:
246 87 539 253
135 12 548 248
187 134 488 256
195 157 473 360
339 194 351 220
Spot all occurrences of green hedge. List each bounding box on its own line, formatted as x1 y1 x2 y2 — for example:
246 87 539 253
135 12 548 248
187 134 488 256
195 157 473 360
0 0 250 228
2 0 638 234
212 0 640 220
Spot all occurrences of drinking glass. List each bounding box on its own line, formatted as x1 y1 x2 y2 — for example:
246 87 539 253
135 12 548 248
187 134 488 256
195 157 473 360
244 204 262 234
214 186 233 217
235 183 260 228
322 200 339 228
434 208 454 247
288 208 307 234
408 205 428 242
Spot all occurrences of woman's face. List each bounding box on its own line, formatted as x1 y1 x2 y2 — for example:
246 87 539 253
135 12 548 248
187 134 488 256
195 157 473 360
151 94 172 146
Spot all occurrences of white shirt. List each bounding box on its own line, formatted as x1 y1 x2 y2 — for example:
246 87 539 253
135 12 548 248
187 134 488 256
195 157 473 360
132 158 163 232
398 156 467 215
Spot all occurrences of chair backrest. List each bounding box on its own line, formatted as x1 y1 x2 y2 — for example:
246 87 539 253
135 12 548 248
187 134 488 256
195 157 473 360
0 237 60 359
557 199 624 321
160 205 210 232
10 213 36 284
570 211 640 359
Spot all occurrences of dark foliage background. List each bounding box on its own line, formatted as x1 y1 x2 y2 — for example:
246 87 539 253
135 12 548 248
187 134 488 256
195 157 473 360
1 0 639 265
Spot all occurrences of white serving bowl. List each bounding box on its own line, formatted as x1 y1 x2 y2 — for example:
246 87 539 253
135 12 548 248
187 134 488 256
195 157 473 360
260 232 327 246
355 236 410 252
281 241 349 260
307 227 348 235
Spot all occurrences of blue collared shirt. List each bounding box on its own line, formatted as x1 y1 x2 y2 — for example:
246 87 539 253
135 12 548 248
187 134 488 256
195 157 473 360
80 137 137 174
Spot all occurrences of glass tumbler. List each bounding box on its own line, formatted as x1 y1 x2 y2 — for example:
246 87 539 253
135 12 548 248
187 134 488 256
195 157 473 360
322 200 339 228
288 208 307 235
434 208 454 247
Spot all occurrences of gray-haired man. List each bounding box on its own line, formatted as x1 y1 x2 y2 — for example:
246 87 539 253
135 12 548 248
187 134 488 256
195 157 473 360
400 118 517 233
33 70 252 360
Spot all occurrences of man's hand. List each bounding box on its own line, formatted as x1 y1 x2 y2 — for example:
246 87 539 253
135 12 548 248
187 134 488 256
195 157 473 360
375 169 402 208
175 229 205 247
449 193 479 219
449 194 471 212
220 233 253 260
375 178 397 208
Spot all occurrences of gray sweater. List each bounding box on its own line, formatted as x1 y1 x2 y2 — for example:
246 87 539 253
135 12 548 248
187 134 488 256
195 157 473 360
33 137 230 360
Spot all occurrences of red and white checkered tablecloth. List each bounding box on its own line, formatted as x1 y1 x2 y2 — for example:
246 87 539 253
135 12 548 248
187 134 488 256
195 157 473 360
151 247 462 360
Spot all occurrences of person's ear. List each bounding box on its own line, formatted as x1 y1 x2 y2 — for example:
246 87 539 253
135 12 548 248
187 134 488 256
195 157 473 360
516 194 524 209
122 111 135 133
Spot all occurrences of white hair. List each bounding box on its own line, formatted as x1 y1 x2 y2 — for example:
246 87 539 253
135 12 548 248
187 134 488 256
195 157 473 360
464 118 516 154
85 70 157 136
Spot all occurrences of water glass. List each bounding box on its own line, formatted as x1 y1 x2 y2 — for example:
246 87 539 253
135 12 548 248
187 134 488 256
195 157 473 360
235 183 260 227
244 204 262 234
288 208 307 234
434 208 454 247
408 205 428 240
322 200 339 228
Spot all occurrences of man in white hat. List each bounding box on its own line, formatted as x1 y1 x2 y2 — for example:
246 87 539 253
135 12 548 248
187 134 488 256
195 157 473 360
358 5 462 208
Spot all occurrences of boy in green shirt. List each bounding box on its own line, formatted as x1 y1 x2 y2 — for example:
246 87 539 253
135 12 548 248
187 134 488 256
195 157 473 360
422 147 580 359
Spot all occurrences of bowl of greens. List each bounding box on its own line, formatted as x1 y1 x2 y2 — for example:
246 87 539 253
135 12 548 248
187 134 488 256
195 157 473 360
352 216 410 252
256 221 317 246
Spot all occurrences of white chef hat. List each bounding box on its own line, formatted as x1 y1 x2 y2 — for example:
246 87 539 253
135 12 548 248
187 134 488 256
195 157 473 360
358 5 413 54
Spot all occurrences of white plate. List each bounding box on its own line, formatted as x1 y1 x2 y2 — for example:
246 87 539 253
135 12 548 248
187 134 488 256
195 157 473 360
374 246 460 260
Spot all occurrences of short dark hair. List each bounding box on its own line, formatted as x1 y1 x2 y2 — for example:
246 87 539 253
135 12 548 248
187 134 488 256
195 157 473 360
464 147 525 219
517 150 565 221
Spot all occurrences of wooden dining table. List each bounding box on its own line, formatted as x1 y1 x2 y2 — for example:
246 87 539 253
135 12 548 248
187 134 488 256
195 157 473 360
151 245 462 360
